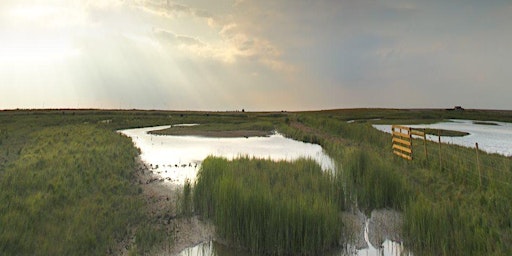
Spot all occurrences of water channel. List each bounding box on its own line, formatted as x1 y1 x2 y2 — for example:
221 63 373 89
120 125 410 256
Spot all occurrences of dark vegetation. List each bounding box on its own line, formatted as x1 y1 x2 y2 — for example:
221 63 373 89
423 128 469 137
1 108 512 255
473 121 500 126
150 120 275 137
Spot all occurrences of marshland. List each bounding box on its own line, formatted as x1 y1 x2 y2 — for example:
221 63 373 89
1 108 512 255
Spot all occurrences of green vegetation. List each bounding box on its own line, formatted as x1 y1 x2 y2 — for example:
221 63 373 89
178 179 193 217
193 157 344 255
279 112 512 255
131 224 169 256
0 125 142 255
0 110 187 255
1 108 512 255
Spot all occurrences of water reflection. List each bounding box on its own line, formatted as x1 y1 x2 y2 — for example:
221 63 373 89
120 125 336 185
373 120 512 157
178 239 409 256
177 215 410 256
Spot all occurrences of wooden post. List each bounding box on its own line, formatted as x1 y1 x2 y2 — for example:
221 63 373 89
476 143 481 188
410 128 413 160
438 129 442 170
423 128 428 161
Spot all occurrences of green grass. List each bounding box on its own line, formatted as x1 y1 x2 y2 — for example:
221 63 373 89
279 112 512 255
2 108 512 255
193 157 345 255
0 124 142 255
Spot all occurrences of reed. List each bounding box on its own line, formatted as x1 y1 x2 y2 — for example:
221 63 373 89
178 179 193 217
193 156 344 255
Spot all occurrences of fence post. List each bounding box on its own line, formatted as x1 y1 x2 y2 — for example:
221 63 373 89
438 129 442 170
476 143 481 188
423 128 428 161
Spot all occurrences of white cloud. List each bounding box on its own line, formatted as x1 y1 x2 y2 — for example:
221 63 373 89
2 0 511 110
135 1 294 71
154 28 205 47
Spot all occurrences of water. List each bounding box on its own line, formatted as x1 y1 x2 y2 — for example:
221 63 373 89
373 120 512 157
120 125 409 256
120 125 336 185
178 218 410 256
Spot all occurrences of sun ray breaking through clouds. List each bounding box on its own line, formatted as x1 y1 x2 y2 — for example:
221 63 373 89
0 0 511 110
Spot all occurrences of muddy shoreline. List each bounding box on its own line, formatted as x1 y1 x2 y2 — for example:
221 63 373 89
113 159 215 256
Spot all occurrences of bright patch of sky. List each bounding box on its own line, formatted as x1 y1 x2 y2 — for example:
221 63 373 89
1 0 511 110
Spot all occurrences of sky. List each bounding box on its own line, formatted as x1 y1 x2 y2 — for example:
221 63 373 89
0 0 511 111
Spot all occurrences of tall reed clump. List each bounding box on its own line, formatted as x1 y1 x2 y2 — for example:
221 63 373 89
341 147 410 211
193 156 344 255
0 125 143 255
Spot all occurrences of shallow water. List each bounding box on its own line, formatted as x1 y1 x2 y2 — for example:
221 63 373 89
120 125 336 185
373 120 512 157
177 218 410 256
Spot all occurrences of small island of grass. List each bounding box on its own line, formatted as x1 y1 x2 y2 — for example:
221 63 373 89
423 128 470 137
149 122 275 138
473 121 500 126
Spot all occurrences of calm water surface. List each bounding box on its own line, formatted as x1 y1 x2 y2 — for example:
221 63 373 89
120 125 335 185
373 119 512 156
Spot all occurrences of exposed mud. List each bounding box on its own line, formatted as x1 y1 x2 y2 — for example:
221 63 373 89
368 209 403 248
112 159 214 256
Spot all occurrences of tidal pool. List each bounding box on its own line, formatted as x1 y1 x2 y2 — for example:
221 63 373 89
120 125 335 185
373 119 512 157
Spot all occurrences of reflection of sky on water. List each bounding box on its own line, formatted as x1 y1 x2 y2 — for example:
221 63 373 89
120 125 335 185
178 220 410 256
121 125 410 256
373 120 512 157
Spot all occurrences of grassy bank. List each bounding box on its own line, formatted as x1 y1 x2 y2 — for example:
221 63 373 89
0 109 288 255
0 125 142 255
280 112 512 255
193 157 345 255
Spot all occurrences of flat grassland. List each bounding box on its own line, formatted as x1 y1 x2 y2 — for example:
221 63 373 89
1 108 512 255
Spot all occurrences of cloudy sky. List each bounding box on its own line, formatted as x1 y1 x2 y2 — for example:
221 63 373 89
0 0 511 111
